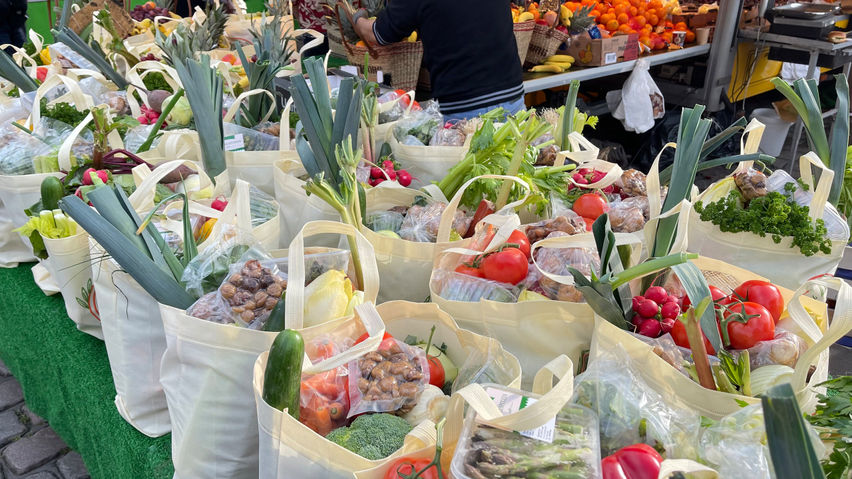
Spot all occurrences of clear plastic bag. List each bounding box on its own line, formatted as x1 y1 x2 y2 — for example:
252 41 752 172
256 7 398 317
273 250 352 286
104 91 130 116
393 108 441 144
608 199 646 233
49 43 99 71
524 215 586 245
617 168 648 197
0 124 52 175
744 330 807 369
187 291 234 324
451 343 519 394
572 349 701 458
766 169 849 242
433 269 519 303
698 405 772 479
429 126 465 147
300 334 354 436
377 90 406 124
78 77 114 105
535 242 600 302
347 337 430 417
218 258 287 328
224 122 279 152
399 203 471 243
365 211 405 234
181 228 269 299
249 186 279 227
123 124 158 153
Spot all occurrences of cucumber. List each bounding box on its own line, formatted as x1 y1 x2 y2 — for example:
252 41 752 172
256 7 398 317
262 292 286 332
40 176 64 210
262 329 304 419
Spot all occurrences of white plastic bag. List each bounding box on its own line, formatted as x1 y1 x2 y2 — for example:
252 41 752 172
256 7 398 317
606 58 664 134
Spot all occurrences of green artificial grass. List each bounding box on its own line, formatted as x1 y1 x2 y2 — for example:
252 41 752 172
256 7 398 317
0 263 173 479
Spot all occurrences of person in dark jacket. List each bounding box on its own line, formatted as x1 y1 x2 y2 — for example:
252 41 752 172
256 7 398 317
353 0 525 121
0 0 27 49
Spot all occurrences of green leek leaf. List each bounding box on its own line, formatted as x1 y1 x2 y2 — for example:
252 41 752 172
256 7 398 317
829 74 849 205
670 261 722 353
763 383 826 479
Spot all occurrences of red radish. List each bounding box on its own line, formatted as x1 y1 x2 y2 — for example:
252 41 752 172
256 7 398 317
397 169 412 187
82 168 97 185
211 197 228 211
137 116 149 124
636 298 659 318
572 173 589 184
384 168 397 181
660 316 676 333
382 160 395 170
636 318 662 337
591 170 607 182
578 168 592 175
644 286 668 305
146 111 159 121
370 167 384 179
373 177 386 186
660 302 681 320
632 296 644 312
74 187 84 200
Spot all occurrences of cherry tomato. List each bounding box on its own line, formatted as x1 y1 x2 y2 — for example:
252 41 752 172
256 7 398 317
507 230 531 259
732 280 784 323
573 193 610 220
670 318 716 355
681 285 728 312
720 301 775 350
427 355 445 388
385 457 444 479
481 247 529 285
455 263 484 278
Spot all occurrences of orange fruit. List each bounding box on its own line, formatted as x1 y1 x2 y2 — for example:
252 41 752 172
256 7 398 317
616 12 629 23
647 13 658 25
643 23 653 30
618 24 631 32
685 30 696 42
605 19 620 31
675 21 688 30
662 31 673 42
634 15 646 27
600 13 615 23
649 0 662 9
629 6 638 16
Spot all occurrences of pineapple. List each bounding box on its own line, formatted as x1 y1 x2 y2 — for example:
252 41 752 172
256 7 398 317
569 4 595 34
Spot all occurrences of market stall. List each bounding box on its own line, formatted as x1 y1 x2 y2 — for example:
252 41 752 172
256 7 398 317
0 0 850 478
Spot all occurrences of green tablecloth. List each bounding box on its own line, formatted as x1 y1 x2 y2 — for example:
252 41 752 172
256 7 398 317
0 263 173 479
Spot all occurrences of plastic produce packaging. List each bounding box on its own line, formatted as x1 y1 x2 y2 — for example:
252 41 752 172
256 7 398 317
198 259 287 329
224 122 279 152
393 107 441 145
698 405 773 479
572 350 700 458
365 211 405 234
432 269 519 303
524 215 586 244
249 186 279 227
0 124 52 175
300 334 354 436
451 345 521 394
451 384 602 479
347 337 429 417
766 169 850 242
398 202 471 243
48 43 99 71
181 233 268 299
744 330 807 369
608 198 647 233
535 242 600 302
430 126 465 147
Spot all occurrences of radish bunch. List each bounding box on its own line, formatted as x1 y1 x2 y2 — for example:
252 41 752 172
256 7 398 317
137 104 165 126
368 160 412 187
569 168 619 195
631 286 682 338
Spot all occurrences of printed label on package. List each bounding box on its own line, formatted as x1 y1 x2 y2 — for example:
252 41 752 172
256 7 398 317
224 134 246 152
484 387 556 443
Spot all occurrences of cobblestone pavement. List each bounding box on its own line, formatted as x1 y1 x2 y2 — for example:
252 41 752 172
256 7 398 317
0 359 89 479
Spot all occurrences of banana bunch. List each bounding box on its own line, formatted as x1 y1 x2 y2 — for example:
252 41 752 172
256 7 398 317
529 54 575 73
130 18 154 35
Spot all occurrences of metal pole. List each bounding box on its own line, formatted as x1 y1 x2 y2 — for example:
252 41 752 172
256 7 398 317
702 0 745 111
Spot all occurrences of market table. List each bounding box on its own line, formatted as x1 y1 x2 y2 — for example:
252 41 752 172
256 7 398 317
0 263 173 479
522 43 712 92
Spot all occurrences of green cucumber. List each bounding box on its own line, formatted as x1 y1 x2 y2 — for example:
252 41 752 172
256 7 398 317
40 176 64 210
262 292 286 332
262 329 304 419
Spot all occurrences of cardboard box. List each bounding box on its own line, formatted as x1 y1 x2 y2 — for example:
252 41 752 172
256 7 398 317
671 9 718 28
564 32 639 67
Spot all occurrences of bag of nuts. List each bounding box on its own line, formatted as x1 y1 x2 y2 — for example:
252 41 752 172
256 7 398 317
347 337 430 418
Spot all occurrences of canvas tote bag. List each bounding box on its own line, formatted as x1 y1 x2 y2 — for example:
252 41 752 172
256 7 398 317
161 220 379 479
589 258 845 420
387 128 472 184
224 94 299 197
41 231 101 338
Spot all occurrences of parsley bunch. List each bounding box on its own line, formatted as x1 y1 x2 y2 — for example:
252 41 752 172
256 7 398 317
694 186 832 256
807 377 852 479
40 99 92 130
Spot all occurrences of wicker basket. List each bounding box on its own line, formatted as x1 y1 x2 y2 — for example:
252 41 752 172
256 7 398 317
513 21 536 66
333 3 424 91
526 23 570 66
324 16 348 57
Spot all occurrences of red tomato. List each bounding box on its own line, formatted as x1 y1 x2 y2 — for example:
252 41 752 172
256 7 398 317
581 217 595 231
481 248 529 285
427 355 445 388
573 193 610 220
36 67 47 83
507 230 531 259
681 285 728 311
733 280 784 323
720 301 775 350
385 458 444 479
670 318 715 355
455 263 484 278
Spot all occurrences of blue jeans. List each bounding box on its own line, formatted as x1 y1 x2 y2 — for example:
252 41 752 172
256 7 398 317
442 96 526 122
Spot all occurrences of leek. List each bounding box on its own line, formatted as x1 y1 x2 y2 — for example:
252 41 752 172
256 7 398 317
772 75 849 205
172 55 225 179
0 51 37 92
762 383 826 479
51 26 128 89
60 192 195 308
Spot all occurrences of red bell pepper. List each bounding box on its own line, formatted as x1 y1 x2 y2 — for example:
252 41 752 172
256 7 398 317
601 443 663 479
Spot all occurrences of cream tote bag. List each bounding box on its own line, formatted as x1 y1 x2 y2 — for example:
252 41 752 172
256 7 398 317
589 261 845 420
362 175 528 303
42 232 101 339
0 172 62 267
224 95 299 197
387 130 471 185
272 158 343 249
161 221 379 479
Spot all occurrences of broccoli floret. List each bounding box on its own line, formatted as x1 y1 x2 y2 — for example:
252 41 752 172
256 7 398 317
325 413 412 459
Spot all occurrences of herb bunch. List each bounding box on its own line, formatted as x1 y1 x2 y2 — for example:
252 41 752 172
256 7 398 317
694 184 832 256
807 377 852 479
